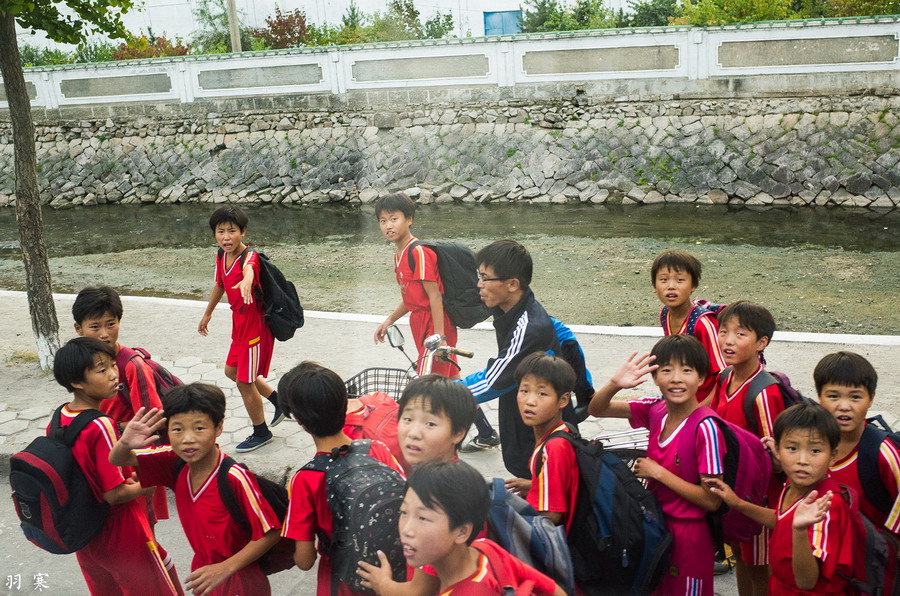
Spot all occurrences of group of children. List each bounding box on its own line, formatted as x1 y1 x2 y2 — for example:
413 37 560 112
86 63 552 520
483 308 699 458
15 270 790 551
38 199 899 596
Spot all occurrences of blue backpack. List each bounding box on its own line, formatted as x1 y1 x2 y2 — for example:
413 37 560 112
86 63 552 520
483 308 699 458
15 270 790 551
486 478 575 596
660 299 725 336
540 427 672 596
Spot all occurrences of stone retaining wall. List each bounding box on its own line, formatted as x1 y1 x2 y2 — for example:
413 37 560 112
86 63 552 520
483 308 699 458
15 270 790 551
1 93 899 209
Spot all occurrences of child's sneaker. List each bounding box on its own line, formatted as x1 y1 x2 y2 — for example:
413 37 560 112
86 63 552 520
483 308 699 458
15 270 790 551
460 431 501 452
268 391 285 427
235 431 274 453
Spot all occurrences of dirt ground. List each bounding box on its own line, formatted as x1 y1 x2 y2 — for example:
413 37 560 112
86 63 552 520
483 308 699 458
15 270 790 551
0 235 895 334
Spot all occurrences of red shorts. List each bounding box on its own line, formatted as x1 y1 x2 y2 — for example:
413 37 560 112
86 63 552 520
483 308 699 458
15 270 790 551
409 309 458 378
76 501 181 595
226 310 273 383
654 517 714 596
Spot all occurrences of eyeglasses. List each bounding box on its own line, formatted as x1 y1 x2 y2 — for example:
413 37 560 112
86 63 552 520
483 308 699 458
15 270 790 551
476 272 507 282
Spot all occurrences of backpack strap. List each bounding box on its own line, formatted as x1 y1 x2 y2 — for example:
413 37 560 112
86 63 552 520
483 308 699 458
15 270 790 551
740 369 779 437
54 407 108 446
659 306 669 333
858 423 895 515
216 456 254 538
405 239 422 274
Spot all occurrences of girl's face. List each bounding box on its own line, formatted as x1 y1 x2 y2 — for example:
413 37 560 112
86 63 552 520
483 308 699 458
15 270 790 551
653 358 703 406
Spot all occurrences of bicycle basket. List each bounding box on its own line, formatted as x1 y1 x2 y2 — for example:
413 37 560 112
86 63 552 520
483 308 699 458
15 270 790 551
344 368 412 401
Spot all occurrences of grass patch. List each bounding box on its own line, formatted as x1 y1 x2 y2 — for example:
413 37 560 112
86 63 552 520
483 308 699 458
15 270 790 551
6 349 39 366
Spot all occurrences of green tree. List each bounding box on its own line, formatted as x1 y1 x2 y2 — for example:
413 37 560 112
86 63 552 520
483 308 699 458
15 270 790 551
626 0 680 26
0 0 137 369
190 0 255 53
676 0 794 24
423 10 455 38
519 0 569 32
828 0 900 15
342 0 365 29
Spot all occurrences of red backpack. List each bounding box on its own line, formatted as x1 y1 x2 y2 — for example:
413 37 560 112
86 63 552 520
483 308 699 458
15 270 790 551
344 392 408 473
115 346 182 410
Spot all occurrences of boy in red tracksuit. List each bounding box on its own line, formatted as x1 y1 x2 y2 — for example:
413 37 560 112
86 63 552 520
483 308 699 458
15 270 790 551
374 192 458 378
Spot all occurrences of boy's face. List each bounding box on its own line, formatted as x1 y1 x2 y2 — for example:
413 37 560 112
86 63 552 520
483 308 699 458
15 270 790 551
517 374 568 430
167 410 223 466
398 487 471 569
214 220 246 257
477 265 519 312
398 396 466 468
716 317 768 367
654 266 695 310
377 210 413 245
71 354 119 402
777 428 836 490
74 312 120 347
818 383 873 436
652 359 703 406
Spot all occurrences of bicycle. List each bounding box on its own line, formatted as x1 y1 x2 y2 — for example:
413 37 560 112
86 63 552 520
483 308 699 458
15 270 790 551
344 325 474 400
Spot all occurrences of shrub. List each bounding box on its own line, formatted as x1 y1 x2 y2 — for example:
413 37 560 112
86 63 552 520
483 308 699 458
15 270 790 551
113 34 190 60
251 7 308 49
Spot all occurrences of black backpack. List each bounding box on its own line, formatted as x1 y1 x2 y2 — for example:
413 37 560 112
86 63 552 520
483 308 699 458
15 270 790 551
859 416 900 519
222 248 304 341
406 240 490 329
301 440 406 595
538 427 672 596
10 407 110 554
717 367 812 437
174 456 295 575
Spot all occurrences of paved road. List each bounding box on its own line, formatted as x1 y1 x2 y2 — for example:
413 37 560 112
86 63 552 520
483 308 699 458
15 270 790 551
3 291 897 594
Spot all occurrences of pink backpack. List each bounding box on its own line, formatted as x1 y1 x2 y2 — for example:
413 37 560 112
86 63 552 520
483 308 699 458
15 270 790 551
677 406 772 543
344 392 408 473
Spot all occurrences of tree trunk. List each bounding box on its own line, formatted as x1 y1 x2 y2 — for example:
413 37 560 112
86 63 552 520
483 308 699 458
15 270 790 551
0 14 60 369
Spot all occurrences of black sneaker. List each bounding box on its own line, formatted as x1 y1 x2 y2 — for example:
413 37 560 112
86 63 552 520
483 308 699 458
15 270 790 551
460 431 501 452
270 405 286 427
235 432 274 453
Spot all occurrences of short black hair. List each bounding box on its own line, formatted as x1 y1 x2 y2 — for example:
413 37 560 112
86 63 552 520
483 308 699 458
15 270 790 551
717 301 777 344
53 337 117 393
278 361 347 437
773 402 840 451
650 334 709 376
374 192 416 219
813 351 878 397
397 375 476 448
208 206 249 233
514 351 576 398
72 286 123 324
162 383 227 427
651 249 702 288
406 461 488 545
476 240 533 288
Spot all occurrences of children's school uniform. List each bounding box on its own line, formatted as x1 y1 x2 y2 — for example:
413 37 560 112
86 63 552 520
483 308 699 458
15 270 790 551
527 422 579 534
829 425 900 535
628 397 725 596
215 248 273 384
103 345 170 523
437 539 559 596
769 475 855 595
394 237 458 378
135 446 279 596
52 406 181 596
712 364 785 565
282 441 404 596
660 305 726 402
